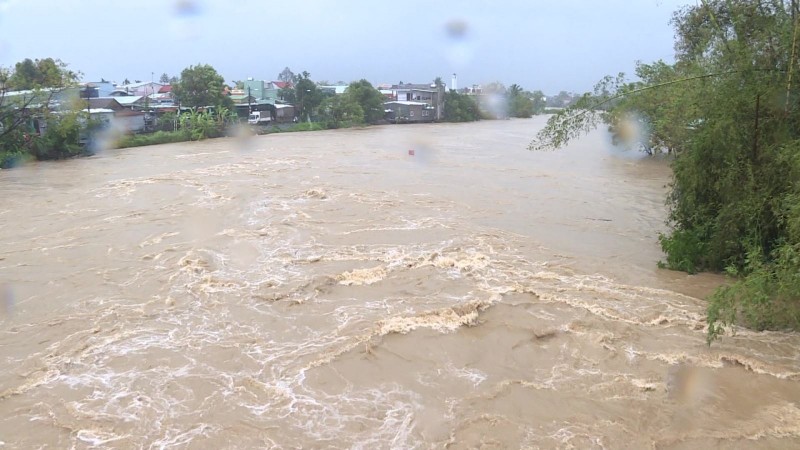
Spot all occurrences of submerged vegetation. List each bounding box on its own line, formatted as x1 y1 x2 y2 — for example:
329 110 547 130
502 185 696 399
532 0 800 341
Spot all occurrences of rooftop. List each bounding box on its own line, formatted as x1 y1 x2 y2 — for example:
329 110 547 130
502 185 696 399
117 81 163 89
392 83 439 91
101 95 143 105
385 101 430 106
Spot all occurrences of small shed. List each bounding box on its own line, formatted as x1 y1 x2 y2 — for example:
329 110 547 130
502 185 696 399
384 101 435 123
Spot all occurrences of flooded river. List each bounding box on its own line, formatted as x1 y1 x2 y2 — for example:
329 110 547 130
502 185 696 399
1 118 799 449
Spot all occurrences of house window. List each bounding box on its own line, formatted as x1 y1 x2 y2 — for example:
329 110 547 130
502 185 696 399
410 110 414 117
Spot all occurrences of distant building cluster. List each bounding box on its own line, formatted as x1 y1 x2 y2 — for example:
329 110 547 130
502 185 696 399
2 72 514 138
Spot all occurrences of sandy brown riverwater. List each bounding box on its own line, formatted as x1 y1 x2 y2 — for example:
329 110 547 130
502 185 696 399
1 118 799 449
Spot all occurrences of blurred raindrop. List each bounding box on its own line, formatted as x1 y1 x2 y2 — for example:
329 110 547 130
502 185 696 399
404 138 438 166
608 111 653 154
0 284 15 318
174 0 201 16
483 93 509 119
445 19 469 39
443 19 474 68
87 120 126 156
666 364 715 406
231 123 257 152
171 0 202 40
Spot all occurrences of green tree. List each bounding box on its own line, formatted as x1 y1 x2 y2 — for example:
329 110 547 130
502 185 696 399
159 73 170 84
320 95 364 128
531 0 800 340
278 67 295 83
342 79 385 123
293 71 323 121
547 91 576 107
173 63 232 109
279 85 295 103
530 90 547 114
7 58 77 90
443 91 481 122
507 84 534 118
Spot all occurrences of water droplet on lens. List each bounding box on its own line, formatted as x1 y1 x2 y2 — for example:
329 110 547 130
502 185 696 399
444 19 469 39
174 0 201 16
443 19 473 67
171 0 202 39
1 284 15 318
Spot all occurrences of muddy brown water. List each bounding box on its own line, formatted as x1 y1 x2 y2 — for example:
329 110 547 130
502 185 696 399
1 118 799 449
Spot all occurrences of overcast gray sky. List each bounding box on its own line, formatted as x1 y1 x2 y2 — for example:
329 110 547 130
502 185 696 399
0 0 691 94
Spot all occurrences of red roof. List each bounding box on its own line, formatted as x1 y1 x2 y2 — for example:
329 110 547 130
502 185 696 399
158 85 173 93
272 81 291 89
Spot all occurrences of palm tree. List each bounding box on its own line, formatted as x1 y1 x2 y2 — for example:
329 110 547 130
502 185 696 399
508 84 523 97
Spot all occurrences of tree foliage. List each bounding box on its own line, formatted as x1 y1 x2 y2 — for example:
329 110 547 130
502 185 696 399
1 58 82 166
531 0 800 340
342 79 385 123
278 67 295 83
173 63 232 109
507 84 535 118
443 90 481 122
530 90 547 114
293 71 323 121
319 95 364 128
6 58 77 90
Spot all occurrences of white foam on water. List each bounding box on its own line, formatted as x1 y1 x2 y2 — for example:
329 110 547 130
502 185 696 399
4 127 800 448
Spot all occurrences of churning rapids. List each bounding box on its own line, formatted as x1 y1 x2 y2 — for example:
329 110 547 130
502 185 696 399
1 118 800 449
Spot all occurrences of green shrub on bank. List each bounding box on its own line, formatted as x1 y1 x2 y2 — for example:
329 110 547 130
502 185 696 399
116 131 189 148
708 244 800 340
287 122 327 132
0 148 32 169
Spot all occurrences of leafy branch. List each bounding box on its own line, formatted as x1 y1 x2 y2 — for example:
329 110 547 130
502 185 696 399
529 68 787 151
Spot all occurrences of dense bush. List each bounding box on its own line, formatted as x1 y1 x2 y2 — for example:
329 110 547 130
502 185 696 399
115 131 189 148
443 91 481 122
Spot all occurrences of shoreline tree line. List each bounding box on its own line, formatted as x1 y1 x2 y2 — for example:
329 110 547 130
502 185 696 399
2 59 551 168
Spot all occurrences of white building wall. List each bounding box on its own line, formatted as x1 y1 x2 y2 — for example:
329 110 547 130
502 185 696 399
112 115 146 133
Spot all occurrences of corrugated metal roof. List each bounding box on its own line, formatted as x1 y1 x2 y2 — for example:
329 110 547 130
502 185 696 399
111 96 144 104
117 81 163 89
88 98 123 110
